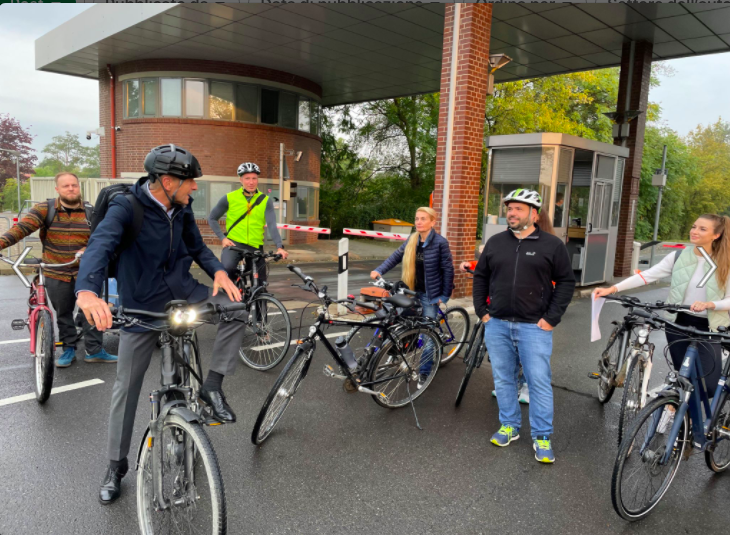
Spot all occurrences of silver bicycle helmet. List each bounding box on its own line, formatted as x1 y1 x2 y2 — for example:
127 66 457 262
237 162 261 177
503 188 543 213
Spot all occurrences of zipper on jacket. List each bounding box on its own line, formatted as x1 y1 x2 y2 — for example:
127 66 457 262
511 241 522 318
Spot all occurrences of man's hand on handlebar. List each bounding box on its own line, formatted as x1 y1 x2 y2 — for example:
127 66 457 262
370 271 380 280
276 247 288 260
77 291 113 331
222 238 236 248
690 301 716 312
212 270 242 302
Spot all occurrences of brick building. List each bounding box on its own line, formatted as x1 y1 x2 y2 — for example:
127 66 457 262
37 3 730 294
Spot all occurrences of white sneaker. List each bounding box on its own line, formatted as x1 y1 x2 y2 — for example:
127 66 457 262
657 407 675 434
518 384 530 405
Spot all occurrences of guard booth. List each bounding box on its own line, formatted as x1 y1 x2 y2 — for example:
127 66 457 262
482 133 630 286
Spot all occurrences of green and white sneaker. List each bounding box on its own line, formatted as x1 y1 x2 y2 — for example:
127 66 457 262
518 383 530 404
490 425 519 447
533 436 555 463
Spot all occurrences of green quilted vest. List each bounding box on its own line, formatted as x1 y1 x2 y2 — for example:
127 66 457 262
226 189 268 248
667 245 729 332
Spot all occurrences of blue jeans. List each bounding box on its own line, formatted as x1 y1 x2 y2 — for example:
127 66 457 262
484 317 553 438
417 292 439 376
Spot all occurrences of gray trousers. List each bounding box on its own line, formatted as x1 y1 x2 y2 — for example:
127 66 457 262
221 241 267 285
107 290 248 462
45 276 103 354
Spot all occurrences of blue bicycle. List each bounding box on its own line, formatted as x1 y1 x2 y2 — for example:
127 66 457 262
611 308 730 521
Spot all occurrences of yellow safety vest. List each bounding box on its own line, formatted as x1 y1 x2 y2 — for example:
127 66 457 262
226 189 268 248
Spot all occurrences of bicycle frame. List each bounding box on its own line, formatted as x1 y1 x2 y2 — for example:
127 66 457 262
27 275 54 354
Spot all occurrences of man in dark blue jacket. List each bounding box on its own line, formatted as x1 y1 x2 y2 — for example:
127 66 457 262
76 145 246 505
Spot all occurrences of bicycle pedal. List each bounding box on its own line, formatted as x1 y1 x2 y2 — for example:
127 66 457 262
357 385 388 401
200 407 226 426
588 372 601 380
11 319 26 330
323 364 347 380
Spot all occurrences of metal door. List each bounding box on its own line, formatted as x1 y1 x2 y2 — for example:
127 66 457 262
582 154 616 285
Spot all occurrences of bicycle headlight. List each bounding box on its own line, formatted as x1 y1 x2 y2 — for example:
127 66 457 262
173 310 184 324
186 309 197 324
172 309 197 325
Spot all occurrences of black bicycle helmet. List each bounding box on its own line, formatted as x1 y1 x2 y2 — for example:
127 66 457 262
144 144 202 181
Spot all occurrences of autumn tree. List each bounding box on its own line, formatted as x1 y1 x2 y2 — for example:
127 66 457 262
0 113 37 188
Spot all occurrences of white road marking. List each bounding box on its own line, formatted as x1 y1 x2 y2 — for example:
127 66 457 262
0 378 104 407
268 310 296 316
251 331 349 351
0 338 30 346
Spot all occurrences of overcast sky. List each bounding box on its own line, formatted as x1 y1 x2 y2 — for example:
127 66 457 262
0 4 729 162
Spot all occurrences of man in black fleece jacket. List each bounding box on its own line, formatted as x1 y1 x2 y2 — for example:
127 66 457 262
473 188 574 463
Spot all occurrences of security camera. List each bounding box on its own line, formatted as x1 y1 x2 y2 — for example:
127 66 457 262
86 134 92 140
295 151 303 162
113 126 121 132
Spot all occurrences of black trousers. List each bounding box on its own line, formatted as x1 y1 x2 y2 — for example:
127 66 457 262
666 312 723 396
221 241 267 287
45 276 103 354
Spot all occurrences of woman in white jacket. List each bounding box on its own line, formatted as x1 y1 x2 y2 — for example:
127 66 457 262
594 214 730 396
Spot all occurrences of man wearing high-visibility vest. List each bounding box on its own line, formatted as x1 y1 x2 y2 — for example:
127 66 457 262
208 162 288 284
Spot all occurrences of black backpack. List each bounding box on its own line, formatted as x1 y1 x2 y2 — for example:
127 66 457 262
90 183 145 279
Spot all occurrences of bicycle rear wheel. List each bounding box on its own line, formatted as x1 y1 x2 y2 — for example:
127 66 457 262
597 326 625 404
239 295 292 371
251 346 313 445
611 395 687 521
438 306 470 365
618 355 644 446
137 414 226 535
705 393 730 473
34 310 55 404
367 328 442 408
455 323 485 407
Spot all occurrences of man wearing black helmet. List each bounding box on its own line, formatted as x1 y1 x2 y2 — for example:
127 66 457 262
208 161 288 287
76 144 248 505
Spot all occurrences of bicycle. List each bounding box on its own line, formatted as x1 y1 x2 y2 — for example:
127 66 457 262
110 299 247 535
230 248 292 371
611 308 730 521
1 246 80 403
591 295 692 444
345 276 470 366
251 265 444 445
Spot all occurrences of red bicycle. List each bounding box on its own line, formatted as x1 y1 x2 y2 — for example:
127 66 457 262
1 246 81 403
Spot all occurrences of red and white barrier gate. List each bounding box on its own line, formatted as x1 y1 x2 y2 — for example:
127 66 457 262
276 223 331 235
342 228 409 241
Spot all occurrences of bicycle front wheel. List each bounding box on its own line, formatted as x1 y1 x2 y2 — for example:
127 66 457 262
239 295 292 371
611 395 687 522
137 414 226 535
597 325 625 404
438 306 470 365
455 323 485 407
251 346 313 445
34 310 55 404
705 393 730 473
367 328 442 408
618 355 644 446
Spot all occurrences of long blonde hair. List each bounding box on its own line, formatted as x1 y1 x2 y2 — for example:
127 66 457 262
699 214 730 292
402 207 438 290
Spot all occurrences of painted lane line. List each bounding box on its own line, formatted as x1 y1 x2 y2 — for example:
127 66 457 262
251 331 349 352
0 378 104 408
0 339 30 346
268 310 296 316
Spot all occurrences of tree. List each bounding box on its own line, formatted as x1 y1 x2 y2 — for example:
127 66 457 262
35 133 100 178
1 178 31 213
0 114 37 188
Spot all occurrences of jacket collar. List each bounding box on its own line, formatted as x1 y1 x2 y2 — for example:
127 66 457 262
505 223 541 241
419 229 436 247
133 176 190 215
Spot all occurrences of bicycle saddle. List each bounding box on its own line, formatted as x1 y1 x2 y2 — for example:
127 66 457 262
385 294 415 308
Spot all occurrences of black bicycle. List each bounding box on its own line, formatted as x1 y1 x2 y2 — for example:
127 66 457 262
231 248 292 371
454 266 488 407
111 300 247 535
251 265 443 445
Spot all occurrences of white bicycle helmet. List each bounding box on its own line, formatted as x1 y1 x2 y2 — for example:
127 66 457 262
503 188 542 213
237 162 261 177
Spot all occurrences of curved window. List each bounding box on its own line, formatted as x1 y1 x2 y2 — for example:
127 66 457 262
123 76 321 136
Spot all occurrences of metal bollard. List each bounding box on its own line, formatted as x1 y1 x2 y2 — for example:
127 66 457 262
338 238 349 316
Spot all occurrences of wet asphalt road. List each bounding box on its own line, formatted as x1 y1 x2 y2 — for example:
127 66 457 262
1 262 729 534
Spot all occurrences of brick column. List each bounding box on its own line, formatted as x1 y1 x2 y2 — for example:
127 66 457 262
98 68 113 178
432 3 492 298
613 41 653 278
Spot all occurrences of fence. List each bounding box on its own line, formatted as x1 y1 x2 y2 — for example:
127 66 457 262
30 177 136 206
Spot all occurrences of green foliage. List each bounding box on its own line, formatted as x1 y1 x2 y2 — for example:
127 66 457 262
34 132 100 178
1 178 31 213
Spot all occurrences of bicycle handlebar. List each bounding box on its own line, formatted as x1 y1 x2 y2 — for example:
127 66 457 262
110 301 249 326
604 295 692 313
229 248 283 261
0 251 81 269
631 308 730 341
288 264 313 283
371 276 417 296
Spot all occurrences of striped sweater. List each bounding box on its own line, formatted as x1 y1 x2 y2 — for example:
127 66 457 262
0 200 91 282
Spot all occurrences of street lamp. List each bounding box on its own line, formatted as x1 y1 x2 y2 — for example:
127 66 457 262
0 148 21 215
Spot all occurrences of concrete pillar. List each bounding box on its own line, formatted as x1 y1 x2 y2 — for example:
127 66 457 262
432 3 492 298
613 41 653 278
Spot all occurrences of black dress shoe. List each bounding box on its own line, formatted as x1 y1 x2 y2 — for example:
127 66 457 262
200 387 236 423
99 461 128 505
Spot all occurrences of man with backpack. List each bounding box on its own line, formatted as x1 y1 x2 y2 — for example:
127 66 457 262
207 161 288 284
0 172 116 367
75 144 248 505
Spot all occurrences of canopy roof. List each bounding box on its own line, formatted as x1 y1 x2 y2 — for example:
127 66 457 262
36 2 730 106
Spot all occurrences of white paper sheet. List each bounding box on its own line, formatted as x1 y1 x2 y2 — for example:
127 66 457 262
591 296 605 342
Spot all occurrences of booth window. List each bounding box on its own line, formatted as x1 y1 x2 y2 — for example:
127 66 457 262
279 92 298 129
161 78 182 117
185 80 205 118
124 80 140 118
261 89 279 125
553 148 573 228
209 81 234 121
188 182 209 220
612 158 625 227
310 101 321 136
298 96 311 132
142 79 157 116
295 186 318 220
